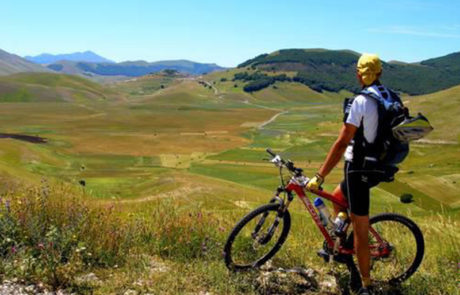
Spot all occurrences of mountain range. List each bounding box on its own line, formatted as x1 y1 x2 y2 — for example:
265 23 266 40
21 50 226 76
2 47 460 95
25 51 115 64
46 59 225 77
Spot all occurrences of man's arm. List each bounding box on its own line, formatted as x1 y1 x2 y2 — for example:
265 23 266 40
318 123 357 178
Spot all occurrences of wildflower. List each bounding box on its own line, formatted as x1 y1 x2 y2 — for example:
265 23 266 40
5 200 10 212
11 246 17 254
218 226 225 232
37 243 45 250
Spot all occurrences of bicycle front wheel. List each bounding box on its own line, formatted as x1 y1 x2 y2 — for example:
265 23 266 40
346 213 424 284
223 203 291 271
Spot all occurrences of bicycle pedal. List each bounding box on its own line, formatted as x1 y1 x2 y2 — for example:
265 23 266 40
317 249 350 264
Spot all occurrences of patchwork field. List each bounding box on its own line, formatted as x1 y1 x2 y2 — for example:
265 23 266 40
0 72 458 294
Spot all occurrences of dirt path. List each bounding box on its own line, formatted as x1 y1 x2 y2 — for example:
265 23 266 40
243 99 281 111
258 111 288 129
202 79 224 99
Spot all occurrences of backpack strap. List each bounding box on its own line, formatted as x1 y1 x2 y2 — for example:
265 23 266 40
359 89 403 112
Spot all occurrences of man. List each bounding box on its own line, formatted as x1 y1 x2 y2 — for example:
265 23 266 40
307 53 388 295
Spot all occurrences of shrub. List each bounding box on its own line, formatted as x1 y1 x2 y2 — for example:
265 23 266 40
400 193 414 203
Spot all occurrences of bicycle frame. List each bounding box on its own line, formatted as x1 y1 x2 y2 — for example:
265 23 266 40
284 178 389 257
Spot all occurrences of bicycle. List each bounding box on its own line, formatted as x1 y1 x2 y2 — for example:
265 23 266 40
223 148 424 286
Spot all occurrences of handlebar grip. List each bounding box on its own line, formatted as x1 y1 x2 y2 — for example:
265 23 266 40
266 148 276 157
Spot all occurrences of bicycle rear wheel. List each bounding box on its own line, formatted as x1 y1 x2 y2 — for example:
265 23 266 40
224 203 291 271
346 213 424 284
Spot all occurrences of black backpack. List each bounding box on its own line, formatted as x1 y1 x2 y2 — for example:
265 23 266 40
343 86 409 182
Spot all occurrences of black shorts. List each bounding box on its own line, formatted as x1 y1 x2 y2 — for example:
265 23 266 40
340 161 382 216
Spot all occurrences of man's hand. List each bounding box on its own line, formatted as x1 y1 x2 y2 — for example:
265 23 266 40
306 173 324 191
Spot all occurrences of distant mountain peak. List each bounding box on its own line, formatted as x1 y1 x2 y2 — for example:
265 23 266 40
25 51 115 64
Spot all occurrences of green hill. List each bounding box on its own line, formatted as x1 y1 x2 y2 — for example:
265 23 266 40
0 73 117 102
236 49 460 95
406 84 460 142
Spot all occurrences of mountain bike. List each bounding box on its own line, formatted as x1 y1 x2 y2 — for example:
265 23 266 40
223 148 424 286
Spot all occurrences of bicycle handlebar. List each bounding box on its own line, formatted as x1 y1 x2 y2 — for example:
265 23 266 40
266 148 279 160
266 148 302 175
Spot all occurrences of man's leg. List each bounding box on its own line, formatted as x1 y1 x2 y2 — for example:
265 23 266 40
351 213 371 288
342 161 372 290
332 185 347 215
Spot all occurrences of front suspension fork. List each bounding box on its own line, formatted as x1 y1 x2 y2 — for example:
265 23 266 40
251 187 293 244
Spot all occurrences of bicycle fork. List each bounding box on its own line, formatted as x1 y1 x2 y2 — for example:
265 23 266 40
251 188 293 245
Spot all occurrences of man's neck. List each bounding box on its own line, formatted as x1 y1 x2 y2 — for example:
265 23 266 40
362 80 381 89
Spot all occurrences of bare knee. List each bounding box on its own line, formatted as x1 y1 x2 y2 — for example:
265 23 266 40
332 185 346 214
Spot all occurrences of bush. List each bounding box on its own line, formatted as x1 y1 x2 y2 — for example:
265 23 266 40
400 193 414 203
234 72 293 92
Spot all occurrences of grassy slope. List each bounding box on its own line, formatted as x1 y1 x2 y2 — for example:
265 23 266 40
0 72 458 293
0 49 50 75
0 73 118 103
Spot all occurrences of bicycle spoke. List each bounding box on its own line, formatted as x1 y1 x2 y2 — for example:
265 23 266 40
368 220 418 282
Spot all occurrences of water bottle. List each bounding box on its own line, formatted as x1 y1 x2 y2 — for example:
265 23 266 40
314 198 332 228
333 211 349 237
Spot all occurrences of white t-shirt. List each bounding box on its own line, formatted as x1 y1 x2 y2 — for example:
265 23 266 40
344 85 391 161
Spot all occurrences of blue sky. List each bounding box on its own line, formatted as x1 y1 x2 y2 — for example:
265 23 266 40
2 0 460 67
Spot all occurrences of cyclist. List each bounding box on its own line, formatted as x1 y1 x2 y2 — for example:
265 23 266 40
307 53 388 295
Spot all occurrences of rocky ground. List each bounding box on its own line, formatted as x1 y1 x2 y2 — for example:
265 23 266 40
0 279 70 295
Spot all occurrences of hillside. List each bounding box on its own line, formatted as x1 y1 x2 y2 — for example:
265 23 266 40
0 66 457 294
0 72 118 102
0 48 50 76
237 49 460 95
25 50 115 64
47 59 226 77
405 84 460 142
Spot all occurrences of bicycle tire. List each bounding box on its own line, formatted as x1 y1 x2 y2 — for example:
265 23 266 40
224 203 291 271
346 213 424 284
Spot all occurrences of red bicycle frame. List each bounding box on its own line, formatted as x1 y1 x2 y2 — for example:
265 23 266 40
285 180 390 257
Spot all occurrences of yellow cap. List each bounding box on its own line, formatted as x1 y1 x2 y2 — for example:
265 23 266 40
357 53 382 86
